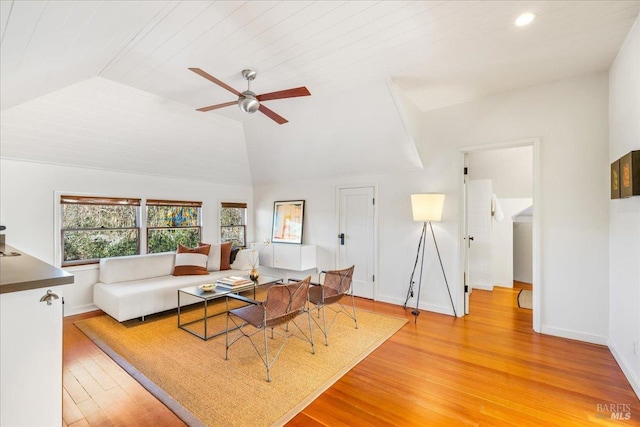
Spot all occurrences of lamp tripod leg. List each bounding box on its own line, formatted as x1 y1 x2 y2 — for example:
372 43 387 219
429 221 457 317
404 222 428 324
412 223 427 323
403 222 426 309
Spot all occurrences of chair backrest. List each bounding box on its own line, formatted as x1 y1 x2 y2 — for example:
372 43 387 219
322 265 355 298
264 276 311 327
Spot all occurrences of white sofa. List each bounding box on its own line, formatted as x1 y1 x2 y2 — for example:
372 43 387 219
93 248 254 322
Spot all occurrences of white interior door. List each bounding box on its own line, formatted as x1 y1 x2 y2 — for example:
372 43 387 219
338 186 375 299
468 179 493 291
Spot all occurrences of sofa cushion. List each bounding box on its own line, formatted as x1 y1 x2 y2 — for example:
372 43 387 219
93 268 252 322
99 252 175 284
220 242 232 270
173 244 211 276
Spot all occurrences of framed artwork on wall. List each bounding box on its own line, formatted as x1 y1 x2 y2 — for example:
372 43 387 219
620 150 640 198
271 200 305 244
611 159 620 199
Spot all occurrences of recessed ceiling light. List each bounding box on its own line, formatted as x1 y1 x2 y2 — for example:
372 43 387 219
515 12 535 27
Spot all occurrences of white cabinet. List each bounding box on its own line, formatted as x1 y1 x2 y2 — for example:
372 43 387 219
0 286 64 426
252 243 316 271
0 246 72 427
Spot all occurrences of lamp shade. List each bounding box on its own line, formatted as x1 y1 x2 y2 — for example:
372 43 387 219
411 194 445 222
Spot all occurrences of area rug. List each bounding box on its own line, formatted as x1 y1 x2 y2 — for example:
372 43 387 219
517 289 533 309
75 307 406 427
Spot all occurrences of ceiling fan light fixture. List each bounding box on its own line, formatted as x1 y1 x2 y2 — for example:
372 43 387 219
238 91 259 113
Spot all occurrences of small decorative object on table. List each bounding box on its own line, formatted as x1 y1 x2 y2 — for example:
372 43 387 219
246 239 270 281
198 283 217 292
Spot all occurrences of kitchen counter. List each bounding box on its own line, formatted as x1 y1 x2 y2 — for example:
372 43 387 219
0 245 74 294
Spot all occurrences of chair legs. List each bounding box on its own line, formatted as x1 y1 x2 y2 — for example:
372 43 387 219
225 311 315 382
312 294 358 346
263 325 271 382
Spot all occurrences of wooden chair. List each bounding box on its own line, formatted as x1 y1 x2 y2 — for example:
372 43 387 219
225 276 314 382
308 265 357 345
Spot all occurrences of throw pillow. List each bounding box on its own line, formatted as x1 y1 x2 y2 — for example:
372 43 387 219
173 244 211 276
220 242 232 270
230 247 240 264
206 243 221 271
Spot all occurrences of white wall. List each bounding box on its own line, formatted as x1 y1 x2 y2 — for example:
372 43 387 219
0 159 253 316
608 16 640 398
514 221 533 284
253 169 460 316
253 72 610 339
468 146 533 198
417 72 610 344
492 198 532 288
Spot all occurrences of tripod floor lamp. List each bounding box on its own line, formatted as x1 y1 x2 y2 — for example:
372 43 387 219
403 193 457 322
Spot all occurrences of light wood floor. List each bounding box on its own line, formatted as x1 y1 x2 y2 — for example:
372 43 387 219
63 286 639 426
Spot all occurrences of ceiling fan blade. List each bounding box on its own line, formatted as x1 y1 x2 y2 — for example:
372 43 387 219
257 86 310 102
196 101 237 112
259 104 288 125
188 68 241 96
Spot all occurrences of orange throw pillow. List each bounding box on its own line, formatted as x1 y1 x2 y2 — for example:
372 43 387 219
173 243 211 276
220 242 232 270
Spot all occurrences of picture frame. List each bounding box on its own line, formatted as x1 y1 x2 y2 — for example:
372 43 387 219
271 200 305 244
620 150 640 198
611 159 620 199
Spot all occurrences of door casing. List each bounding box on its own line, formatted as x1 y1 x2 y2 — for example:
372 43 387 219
458 138 541 332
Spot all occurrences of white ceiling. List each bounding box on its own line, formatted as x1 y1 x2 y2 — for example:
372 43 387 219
1 1 638 185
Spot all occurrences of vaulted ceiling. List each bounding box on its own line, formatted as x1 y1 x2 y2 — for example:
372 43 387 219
1 1 638 185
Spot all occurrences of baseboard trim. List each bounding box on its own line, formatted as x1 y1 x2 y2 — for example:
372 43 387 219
376 295 456 316
540 325 608 346
64 303 98 317
608 339 640 400
472 284 494 291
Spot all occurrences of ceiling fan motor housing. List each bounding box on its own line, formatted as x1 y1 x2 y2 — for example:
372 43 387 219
239 90 259 113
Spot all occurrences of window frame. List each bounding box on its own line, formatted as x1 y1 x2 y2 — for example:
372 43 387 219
146 199 203 254
220 202 248 248
60 195 141 267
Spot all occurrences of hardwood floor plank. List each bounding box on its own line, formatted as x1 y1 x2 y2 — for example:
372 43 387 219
63 369 91 404
64 289 639 426
76 397 113 427
79 357 118 391
62 387 85 426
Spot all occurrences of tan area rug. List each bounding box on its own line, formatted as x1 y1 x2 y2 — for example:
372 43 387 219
75 305 406 427
518 289 533 309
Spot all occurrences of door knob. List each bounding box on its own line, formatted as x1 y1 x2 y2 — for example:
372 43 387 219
39 290 59 306
338 233 345 245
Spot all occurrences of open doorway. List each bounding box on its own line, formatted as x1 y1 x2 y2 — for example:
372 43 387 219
459 138 541 331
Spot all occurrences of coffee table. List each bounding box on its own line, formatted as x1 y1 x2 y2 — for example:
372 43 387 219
177 275 282 340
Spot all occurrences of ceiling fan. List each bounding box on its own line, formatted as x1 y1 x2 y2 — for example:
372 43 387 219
189 68 311 125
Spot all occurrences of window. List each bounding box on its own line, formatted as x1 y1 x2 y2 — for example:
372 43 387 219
147 199 202 253
61 195 140 266
221 202 247 248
